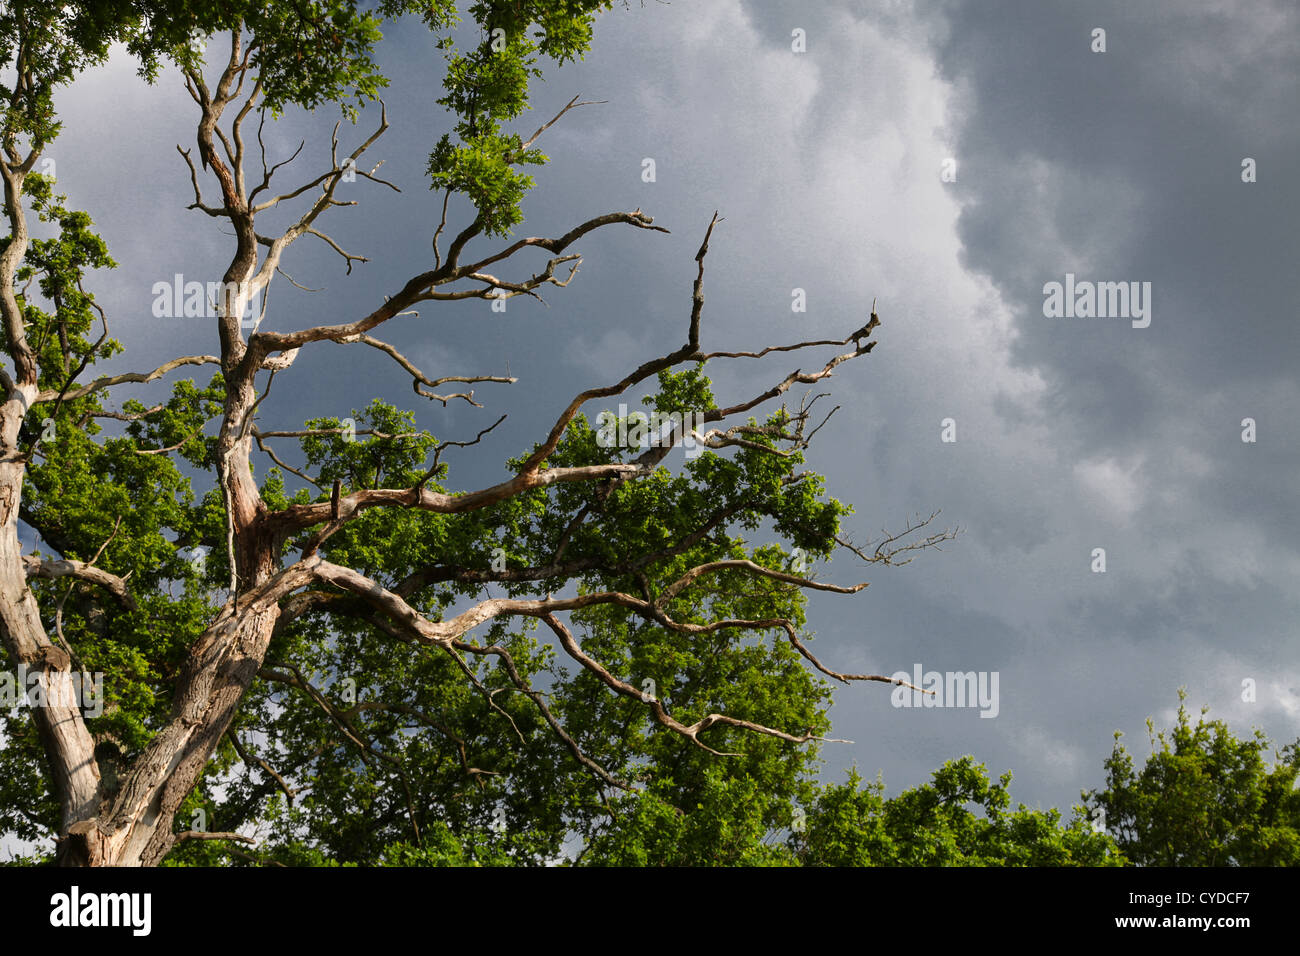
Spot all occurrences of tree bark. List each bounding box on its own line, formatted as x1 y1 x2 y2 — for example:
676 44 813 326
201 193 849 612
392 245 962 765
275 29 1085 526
57 557 315 866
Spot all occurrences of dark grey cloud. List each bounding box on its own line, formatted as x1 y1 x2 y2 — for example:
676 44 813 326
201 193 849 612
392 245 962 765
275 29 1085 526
5 1 1297 858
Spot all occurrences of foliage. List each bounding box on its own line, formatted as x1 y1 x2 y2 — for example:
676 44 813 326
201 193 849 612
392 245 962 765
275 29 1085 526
1084 690 1300 866
0 0 935 869
425 0 614 235
2 0 1285 874
194 387 855 866
792 757 1123 867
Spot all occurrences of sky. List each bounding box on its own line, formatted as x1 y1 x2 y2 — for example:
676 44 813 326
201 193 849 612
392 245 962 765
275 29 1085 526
3 0 1298 852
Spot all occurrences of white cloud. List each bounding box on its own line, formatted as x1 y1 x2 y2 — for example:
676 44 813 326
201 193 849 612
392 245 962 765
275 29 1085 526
1074 455 1147 521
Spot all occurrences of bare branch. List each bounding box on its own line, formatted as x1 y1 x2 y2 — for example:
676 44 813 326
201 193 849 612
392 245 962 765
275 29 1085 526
248 110 306 207
342 701 499 784
34 354 221 404
78 404 164 426
264 280 880 539
457 210 667 281
519 92 606 153
23 555 136 611
175 831 255 844
540 614 851 756
305 226 368 274
355 159 398 192
254 426 419 440
834 510 960 567
655 559 866 607
773 619 929 691
251 209 668 356
417 413 507 491
429 254 581 304
225 729 297 805
258 663 386 768
133 426 204 456
275 266 319 293
249 165 336 212
309 551 893 717
252 431 323 490
431 188 452 269
334 333 516 406
453 637 632 790
176 145 225 217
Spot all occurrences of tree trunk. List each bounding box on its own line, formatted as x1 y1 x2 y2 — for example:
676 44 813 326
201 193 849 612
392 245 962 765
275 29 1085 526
55 552 315 866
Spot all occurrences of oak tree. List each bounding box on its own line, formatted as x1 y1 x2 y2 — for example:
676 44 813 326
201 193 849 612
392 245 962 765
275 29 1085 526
791 757 1123 867
1084 692 1300 866
0 0 952 866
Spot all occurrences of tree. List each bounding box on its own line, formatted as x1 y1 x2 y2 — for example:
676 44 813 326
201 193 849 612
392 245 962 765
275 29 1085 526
790 757 1123 867
0 1 955 867
1084 691 1300 866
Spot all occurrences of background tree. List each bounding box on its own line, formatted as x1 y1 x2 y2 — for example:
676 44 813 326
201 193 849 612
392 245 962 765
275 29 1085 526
1084 691 1300 866
791 757 1123 867
0 1 954 866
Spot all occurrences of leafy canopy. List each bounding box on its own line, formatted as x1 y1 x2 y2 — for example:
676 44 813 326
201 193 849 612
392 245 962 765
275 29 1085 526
792 757 1123 867
1 1 1107 870
1085 690 1300 866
